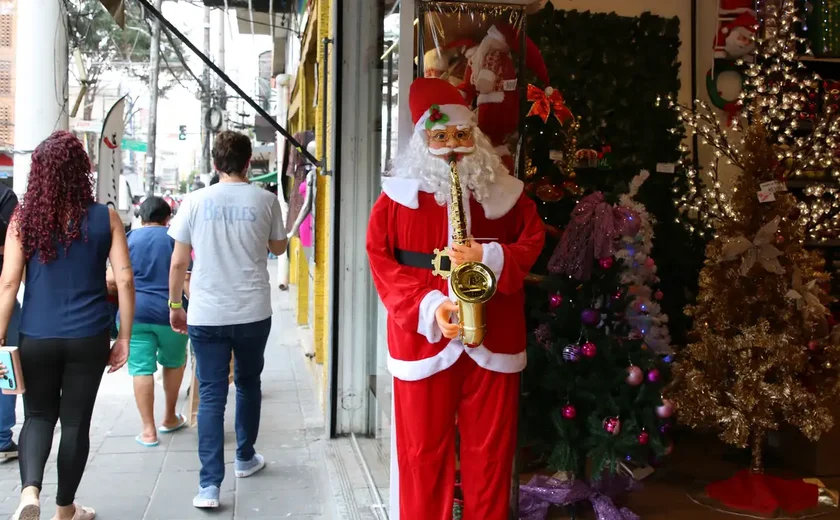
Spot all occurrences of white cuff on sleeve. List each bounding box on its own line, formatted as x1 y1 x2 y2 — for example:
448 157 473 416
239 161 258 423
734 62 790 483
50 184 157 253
481 242 505 281
417 290 449 344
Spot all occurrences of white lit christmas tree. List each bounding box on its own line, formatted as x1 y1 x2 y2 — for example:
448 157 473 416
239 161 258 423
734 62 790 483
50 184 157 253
616 171 672 354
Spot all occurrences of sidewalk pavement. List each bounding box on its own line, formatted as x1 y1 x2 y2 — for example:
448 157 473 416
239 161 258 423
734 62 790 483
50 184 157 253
0 275 331 519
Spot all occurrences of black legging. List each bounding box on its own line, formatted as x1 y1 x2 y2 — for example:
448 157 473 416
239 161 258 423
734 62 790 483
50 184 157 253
18 330 110 506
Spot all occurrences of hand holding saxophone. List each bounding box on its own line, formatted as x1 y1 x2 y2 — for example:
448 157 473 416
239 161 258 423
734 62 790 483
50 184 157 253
435 300 460 339
448 240 483 266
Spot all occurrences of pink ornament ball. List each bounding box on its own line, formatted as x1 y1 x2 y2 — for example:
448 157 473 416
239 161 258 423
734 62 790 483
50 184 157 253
549 293 563 310
654 290 664 300
562 405 577 420
657 399 674 419
581 342 597 358
808 340 821 352
581 308 599 326
646 368 661 383
603 417 621 435
626 366 644 386
638 431 650 445
613 290 623 300
645 257 656 269
599 256 615 269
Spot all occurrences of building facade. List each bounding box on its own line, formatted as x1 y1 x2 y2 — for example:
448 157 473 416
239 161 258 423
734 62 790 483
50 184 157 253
0 0 15 183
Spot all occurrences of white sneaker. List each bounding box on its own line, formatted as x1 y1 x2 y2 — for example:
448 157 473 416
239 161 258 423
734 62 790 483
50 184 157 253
234 453 265 478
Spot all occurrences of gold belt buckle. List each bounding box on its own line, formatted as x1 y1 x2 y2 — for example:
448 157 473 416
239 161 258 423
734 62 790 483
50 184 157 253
431 248 451 279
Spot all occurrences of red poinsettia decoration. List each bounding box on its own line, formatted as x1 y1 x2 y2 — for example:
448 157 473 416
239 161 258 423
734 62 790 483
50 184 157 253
526 85 573 123
425 104 450 130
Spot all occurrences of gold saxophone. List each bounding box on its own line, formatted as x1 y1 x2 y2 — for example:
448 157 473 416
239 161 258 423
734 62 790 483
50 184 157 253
431 159 497 347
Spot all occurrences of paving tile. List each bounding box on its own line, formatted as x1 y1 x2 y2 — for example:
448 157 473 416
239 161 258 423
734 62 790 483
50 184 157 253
235 487 322 517
98 434 174 454
0 282 343 520
235 465 318 493
144 468 235 520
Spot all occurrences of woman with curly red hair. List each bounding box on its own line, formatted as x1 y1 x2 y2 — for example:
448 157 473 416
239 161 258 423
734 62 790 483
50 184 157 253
0 131 135 520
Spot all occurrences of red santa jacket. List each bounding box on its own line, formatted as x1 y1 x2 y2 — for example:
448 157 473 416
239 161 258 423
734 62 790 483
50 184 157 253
366 174 545 381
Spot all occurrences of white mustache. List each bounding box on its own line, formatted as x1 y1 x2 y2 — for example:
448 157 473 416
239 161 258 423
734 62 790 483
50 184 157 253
428 145 476 156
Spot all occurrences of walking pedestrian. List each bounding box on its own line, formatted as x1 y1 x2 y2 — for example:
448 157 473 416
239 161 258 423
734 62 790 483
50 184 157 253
0 131 135 520
108 196 189 448
0 181 21 462
167 131 287 509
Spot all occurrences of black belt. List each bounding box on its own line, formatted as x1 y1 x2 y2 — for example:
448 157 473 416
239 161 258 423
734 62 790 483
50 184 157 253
395 248 450 272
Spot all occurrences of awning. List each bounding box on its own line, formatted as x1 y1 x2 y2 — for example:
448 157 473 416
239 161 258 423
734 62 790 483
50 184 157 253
250 171 277 183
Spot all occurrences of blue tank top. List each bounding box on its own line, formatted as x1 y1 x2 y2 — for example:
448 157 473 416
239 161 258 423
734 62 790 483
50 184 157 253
20 203 112 339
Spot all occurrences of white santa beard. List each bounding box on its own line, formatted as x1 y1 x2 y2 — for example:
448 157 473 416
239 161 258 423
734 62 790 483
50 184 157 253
387 129 507 205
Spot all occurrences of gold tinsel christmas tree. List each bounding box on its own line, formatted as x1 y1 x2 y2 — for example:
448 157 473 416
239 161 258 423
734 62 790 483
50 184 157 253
668 0 840 472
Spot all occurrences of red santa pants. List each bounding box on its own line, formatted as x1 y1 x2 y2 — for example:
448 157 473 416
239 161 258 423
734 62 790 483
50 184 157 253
393 353 519 520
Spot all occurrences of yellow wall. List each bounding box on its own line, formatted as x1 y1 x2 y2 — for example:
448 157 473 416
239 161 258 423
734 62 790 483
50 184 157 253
313 0 332 368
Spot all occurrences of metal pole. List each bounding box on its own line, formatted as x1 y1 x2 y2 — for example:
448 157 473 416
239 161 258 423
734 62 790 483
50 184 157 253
135 0 320 167
385 51 394 168
417 2 425 77
145 0 164 197
201 7 212 180
515 9 527 181
219 9 227 112
321 37 333 175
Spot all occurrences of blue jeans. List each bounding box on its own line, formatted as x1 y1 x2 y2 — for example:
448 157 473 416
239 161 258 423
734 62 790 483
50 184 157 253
0 300 22 450
189 317 271 488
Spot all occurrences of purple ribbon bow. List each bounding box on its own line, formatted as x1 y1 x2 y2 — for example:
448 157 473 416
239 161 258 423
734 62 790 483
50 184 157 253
519 475 640 520
548 192 641 280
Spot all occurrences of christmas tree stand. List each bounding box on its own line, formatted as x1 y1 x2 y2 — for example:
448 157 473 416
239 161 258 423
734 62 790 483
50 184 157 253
686 432 837 518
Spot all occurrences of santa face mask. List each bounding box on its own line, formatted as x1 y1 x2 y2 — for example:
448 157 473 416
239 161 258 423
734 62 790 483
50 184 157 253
426 125 476 158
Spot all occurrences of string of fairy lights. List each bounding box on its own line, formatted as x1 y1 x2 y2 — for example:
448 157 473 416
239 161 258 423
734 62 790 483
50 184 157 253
671 0 840 243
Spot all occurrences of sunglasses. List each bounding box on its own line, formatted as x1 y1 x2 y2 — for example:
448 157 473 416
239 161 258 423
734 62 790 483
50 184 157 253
427 128 473 143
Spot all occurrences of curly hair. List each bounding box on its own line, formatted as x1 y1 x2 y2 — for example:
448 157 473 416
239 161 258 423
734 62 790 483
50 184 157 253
16 131 95 263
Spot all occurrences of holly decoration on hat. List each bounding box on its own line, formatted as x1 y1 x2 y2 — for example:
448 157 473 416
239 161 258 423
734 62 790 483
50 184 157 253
425 104 450 130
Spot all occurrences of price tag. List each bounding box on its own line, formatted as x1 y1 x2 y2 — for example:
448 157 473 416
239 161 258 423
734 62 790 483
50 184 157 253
503 79 518 91
757 190 776 203
656 163 676 174
549 150 564 161
760 180 787 193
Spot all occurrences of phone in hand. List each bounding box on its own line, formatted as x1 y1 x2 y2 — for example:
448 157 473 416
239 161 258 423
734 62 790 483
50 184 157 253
0 346 24 395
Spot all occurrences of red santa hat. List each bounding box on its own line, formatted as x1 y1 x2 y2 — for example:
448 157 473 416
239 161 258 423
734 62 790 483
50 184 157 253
410 77 476 134
721 11 758 39
489 23 550 86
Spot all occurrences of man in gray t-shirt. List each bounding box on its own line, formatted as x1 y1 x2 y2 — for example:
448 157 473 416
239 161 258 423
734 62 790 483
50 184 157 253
167 131 287 509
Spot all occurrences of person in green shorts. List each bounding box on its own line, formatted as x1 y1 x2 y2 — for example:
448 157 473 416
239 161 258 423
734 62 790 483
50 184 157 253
109 196 191 447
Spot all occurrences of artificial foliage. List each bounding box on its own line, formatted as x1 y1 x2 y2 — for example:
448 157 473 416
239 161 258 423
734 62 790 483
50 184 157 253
525 5 705 344
521 184 674 478
669 0 840 471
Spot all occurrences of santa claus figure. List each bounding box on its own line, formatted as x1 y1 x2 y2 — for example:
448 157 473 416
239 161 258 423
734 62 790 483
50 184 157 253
366 77 545 520
458 24 549 174
422 39 474 87
714 11 758 59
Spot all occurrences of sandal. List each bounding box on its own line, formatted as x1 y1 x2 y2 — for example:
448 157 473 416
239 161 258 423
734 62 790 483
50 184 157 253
158 413 187 434
13 502 40 520
71 505 95 520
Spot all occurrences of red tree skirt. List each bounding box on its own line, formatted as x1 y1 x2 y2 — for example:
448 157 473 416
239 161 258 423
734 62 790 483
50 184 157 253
705 470 820 515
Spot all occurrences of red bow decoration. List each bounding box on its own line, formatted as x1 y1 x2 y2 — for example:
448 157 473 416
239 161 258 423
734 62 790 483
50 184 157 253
527 85 573 123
